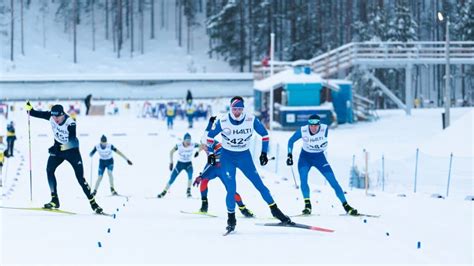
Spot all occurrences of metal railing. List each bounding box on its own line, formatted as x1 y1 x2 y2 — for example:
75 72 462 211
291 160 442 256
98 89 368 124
253 41 474 80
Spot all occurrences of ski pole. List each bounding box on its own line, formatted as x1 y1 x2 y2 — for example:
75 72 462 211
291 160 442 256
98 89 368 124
290 166 299 189
3 156 9 187
90 158 93 186
27 110 33 201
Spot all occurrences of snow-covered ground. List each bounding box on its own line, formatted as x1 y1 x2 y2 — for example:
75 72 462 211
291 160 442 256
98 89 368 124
0 101 472 265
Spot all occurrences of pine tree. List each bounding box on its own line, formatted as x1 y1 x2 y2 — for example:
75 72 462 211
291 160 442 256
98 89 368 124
453 0 474 105
454 0 474 41
386 1 418 43
183 0 199 54
250 0 271 62
352 6 388 43
207 0 242 69
385 1 419 104
350 6 389 102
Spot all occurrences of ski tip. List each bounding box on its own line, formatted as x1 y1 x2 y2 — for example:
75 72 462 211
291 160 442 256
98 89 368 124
340 213 380 218
255 222 335 233
310 226 335 233
96 211 114 217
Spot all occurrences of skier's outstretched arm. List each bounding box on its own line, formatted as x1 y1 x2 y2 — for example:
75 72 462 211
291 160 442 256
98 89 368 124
89 147 97 157
25 101 51 120
113 145 133 165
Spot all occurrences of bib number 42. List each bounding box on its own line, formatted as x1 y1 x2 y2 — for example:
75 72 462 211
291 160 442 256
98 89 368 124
230 138 244 145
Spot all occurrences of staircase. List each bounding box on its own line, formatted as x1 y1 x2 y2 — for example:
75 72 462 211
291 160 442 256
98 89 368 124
253 41 474 117
253 41 474 80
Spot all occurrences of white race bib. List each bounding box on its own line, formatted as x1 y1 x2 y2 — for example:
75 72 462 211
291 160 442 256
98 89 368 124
220 114 254 152
177 142 196 162
49 117 75 144
301 124 328 153
96 144 113 160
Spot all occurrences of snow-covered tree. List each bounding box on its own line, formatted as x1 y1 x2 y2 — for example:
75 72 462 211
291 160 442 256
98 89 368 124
353 6 388 42
454 0 474 41
350 7 389 103
182 0 199 54
453 0 474 105
386 1 418 42
207 0 247 70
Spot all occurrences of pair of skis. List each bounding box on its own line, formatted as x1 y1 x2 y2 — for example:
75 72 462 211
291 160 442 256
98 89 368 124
222 222 335 236
180 210 336 235
246 212 379 236
291 212 380 218
0 206 114 217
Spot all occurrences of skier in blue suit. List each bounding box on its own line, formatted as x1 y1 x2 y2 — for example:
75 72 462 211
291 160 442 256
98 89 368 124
193 116 254 218
287 114 358 215
207 96 293 232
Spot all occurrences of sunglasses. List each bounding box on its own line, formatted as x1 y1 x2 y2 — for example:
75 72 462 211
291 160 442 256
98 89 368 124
51 112 63 117
308 119 320 125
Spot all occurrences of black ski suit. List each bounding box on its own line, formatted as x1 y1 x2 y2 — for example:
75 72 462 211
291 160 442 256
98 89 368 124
29 109 94 199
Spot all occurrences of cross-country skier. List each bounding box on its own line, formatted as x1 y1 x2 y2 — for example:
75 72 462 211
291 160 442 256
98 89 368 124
25 102 103 213
207 96 293 233
287 114 358 215
157 133 201 198
185 100 195 129
0 135 5 179
89 135 133 196
6 121 16 157
192 116 254 217
165 102 176 130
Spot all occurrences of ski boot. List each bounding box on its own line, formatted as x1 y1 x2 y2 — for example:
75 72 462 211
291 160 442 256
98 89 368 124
186 188 192 198
239 206 254 218
302 199 312 215
199 198 208 213
111 188 118 196
91 190 97 197
226 212 236 233
157 190 167 198
270 204 293 225
343 202 358 216
89 198 103 214
44 193 60 209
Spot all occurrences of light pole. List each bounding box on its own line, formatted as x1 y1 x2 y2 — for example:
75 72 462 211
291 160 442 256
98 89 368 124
437 12 450 128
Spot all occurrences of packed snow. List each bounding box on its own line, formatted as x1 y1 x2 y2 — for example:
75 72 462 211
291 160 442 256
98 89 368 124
0 100 472 265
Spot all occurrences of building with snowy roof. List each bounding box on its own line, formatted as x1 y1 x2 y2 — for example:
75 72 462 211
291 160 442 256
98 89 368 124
253 64 353 129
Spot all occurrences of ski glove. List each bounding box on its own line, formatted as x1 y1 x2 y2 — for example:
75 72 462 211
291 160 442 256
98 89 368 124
194 151 199 158
207 153 216 166
127 160 133 165
169 163 173 171
286 153 293 166
89 152 94 157
25 101 33 112
259 152 268 166
193 175 202 187
209 116 217 124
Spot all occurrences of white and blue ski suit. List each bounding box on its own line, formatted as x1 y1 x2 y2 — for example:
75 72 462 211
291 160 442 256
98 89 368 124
288 124 347 204
207 113 273 213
